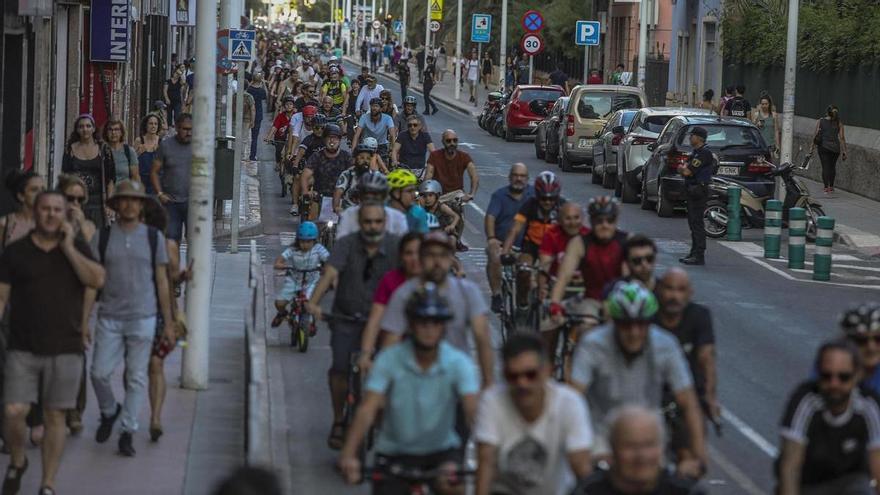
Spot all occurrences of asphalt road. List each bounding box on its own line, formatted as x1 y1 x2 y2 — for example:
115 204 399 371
248 65 880 494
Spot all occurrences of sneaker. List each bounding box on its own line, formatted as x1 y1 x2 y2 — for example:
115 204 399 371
67 410 84 436
38 488 56 495
1 458 28 495
456 240 469 252
491 294 503 313
289 205 299 216
95 403 121 444
118 431 135 457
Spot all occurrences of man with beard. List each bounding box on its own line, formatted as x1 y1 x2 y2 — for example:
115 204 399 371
334 142 375 212
307 203 400 450
339 284 479 495
392 115 434 172
380 232 494 388
335 170 409 238
425 129 479 250
299 124 350 222
354 74 385 115
475 333 592 495
485 163 531 313
353 98 397 165
394 95 428 133
777 340 880 495
569 282 706 479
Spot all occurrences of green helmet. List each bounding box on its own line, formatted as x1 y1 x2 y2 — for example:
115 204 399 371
605 282 658 322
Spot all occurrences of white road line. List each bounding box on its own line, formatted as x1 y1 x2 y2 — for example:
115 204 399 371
468 201 487 217
708 444 769 495
745 256 880 290
721 406 779 458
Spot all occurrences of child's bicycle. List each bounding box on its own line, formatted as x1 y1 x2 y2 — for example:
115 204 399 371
284 267 322 352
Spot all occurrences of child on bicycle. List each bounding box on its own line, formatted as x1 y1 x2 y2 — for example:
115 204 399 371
271 221 330 328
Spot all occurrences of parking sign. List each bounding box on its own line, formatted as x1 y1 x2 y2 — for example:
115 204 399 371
471 14 491 43
575 20 600 46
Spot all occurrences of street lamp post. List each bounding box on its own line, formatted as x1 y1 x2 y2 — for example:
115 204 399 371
499 0 507 90
779 0 800 202
453 0 461 100
637 0 648 90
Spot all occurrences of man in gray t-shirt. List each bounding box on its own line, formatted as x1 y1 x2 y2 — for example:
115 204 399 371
380 231 494 387
88 181 175 457
151 115 193 241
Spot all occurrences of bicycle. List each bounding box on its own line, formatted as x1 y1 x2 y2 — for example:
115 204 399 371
362 462 475 495
548 304 599 382
319 217 337 251
500 256 542 335
323 313 370 458
283 267 322 352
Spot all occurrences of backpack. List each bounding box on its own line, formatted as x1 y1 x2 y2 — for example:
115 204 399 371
97 225 159 300
727 97 748 118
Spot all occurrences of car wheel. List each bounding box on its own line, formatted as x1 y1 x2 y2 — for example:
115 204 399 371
505 128 515 142
591 165 602 184
656 182 674 217
535 138 545 160
621 168 638 204
560 153 575 173
614 174 622 197
640 174 653 210
545 144 556 163
602 169 615 189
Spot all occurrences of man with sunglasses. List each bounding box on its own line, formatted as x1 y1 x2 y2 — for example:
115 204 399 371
352 98 397 165
392 115 434 171
307 202 400 450
394 95 428 133
474 333 592 495
485 164 532 314
840 303 880 395
426 130 479 250
777 340 880 495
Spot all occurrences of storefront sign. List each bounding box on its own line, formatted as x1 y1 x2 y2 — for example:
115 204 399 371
90 0 131 63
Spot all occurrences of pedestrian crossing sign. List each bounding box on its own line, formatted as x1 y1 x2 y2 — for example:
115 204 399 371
430 0 443 21
228 29 255 62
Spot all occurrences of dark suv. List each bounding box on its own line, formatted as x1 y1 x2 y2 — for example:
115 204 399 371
640 116 774 217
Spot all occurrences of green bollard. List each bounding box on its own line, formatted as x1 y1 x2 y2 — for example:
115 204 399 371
764 200 783 258
726 186 742 241
813 216 835 281
788 208 807 269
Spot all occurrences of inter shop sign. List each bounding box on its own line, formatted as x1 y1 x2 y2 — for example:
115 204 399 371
90 0 130 62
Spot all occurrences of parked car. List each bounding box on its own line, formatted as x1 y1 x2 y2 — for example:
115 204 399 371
545 97 572 164
640 116 773 217
590 109 638 189
502 85 565 142
535 97 569 160
615 107 715 203
557 85 647 172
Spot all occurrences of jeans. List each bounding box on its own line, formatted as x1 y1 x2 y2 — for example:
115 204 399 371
166 201 189 242
818 146 840 188
91 316 157 434
249 119 262 160
686 184 708 257
423 86 438 113
167 102 182 126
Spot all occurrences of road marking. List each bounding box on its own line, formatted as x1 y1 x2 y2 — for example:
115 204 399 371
708 444 769 495
745 256 880 290
721 406 779 458
468 201 487 217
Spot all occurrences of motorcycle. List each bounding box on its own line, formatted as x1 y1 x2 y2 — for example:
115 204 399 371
703 152 825 240
479 92 504 130
488 93 510 137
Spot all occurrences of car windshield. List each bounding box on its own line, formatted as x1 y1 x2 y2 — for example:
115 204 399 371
519 89 563 103
621 112 636 128
677 125 765 149
578 93 642 119
639 115 673 133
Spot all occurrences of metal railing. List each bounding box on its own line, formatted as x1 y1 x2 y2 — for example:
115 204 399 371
244 239 271 466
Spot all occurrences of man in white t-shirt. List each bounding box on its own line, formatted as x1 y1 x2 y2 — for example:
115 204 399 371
475 333 593 495
466 52 480 105
296 59 316 84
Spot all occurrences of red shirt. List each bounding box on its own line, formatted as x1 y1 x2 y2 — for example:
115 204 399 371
272 112 293 140
587 75 603 85
539 224 590 276
579 231 627 300
373 268 408 305
427 150 473 193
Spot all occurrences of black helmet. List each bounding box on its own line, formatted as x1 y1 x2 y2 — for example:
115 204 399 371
312 114 327 127
405 282 454 322
282 95 296 104
587 195 620 219
840 303 880 336
323 123 343 138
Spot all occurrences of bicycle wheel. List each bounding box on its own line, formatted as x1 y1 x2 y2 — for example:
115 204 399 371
296 325 309 353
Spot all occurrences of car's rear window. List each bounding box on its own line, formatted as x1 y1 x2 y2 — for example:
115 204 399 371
621 112 637 128
519 89 563 103
577 93 642 119
676 125 765 149
639 115 673 133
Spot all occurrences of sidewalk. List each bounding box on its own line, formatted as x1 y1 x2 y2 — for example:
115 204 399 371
801 176 880 255
215 158 262 239
14 252 251 494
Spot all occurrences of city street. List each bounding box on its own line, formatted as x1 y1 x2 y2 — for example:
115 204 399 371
244 67 880 494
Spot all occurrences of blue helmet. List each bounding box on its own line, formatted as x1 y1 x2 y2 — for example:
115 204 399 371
297 221 319 241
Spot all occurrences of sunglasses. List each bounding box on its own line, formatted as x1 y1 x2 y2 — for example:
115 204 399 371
444 138 459 144
504 368 540 383
852 334 880 346
819 371 854 383
592 216 617 225
408 123 420 128
65 195 86 204
629 254 656 265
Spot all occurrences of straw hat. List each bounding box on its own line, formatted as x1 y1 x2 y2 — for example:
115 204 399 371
107 180 160 214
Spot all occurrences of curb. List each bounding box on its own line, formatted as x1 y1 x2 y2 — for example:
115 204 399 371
342 56 479 119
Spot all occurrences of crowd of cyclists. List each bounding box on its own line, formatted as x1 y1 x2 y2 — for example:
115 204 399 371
251 31 880 495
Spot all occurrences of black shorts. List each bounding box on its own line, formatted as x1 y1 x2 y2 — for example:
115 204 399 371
329 319 363 374
521 240 540 259
372 448 462 495
274 140 286 163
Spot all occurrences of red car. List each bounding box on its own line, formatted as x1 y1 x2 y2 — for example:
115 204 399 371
502 85 565 142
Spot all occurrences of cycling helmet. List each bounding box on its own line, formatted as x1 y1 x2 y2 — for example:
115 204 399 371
534 171 562 199
302 105 318 117
323 123 343 138
605 282 659 322
419 179 443 196
405 282 454 322
426 213 441 231
329 65 340 74
840 303 880 336
312 114 327 127
358 171 389 194
369 97 383 107
404 96 417 105
362 137 379 152
282 95 296 104
354 143 376 155
387 169 418 189
296 221 319 241
587 195 620 219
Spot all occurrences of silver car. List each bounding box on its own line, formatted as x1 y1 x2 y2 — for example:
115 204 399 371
590 109 638 189
616 107 715 203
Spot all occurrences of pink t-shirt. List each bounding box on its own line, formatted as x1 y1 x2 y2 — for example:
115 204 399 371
373 268 408 305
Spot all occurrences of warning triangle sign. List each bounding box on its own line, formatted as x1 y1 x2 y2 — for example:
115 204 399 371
431 0 440 11
232 40 250 59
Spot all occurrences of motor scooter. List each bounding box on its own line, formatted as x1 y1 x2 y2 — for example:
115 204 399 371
479 92 504 130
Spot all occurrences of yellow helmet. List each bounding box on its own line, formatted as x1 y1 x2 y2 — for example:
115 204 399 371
386 168 418 189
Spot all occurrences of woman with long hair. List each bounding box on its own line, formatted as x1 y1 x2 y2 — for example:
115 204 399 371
699 89 715 113
163 64 187 126
61 114 115 227
753 94 781 157
811 104 848 193
134 114 162 193
103 119 139 184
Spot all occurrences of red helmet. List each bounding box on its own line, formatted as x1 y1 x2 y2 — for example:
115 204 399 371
302 105 318 117
534 171 561 199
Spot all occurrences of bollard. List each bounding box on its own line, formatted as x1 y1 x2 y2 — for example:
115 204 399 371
726 186 742 241
764 200 783 258
813 216 835 281
788 208 807 269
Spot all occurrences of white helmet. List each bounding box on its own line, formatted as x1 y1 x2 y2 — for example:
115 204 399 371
419 179 443 196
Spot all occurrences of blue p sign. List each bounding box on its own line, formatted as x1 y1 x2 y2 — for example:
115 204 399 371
575 21 600 46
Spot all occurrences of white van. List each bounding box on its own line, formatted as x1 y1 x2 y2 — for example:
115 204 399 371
294 32 323 47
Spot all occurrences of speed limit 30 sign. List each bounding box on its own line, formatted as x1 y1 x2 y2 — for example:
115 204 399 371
520 33 544 56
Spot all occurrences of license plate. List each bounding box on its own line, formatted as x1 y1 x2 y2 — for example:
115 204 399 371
578 138 594 148
717 166 739 176
528 121 538 127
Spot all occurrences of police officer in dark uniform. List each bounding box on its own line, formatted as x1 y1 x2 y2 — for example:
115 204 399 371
680 126 715 265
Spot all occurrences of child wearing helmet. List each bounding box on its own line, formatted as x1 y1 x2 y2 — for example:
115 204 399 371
271 221 330 328
419 179 461 239
387 168 430 234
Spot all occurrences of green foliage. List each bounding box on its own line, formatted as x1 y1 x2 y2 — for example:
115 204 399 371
722 0 880 71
